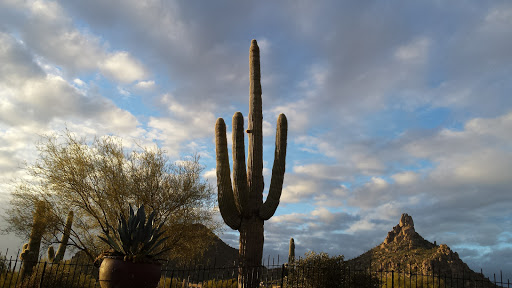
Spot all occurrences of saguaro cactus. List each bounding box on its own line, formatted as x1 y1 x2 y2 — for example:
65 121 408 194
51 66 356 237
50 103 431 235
19 200 48 281
288 238 295 264
54 211 73 262
47 246 55 262
215 39 287 288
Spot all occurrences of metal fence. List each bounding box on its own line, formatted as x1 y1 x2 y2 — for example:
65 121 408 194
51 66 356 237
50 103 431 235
0 253 509 288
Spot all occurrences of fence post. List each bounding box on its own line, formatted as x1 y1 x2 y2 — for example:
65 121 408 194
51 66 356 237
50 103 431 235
39 261 47 287
391 270 394 288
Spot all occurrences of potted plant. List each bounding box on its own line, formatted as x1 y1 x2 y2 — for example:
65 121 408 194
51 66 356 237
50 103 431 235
97 204 169 288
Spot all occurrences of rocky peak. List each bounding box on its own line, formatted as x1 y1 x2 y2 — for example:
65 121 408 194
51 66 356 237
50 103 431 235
348 213 488 285
399 213 414 228
381 213 431 250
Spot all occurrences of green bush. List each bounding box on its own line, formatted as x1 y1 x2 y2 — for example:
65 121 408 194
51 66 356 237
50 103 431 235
286 251 379 288
0 255 7 274
16 261 99 288
157 277 237 288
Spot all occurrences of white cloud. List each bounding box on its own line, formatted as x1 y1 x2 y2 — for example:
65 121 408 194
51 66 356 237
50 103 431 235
395 37 430 63
100 52 147 83
391 171 419 185
73 78 86 87
135 80 155 89
117 86 131 97
280 177 317 203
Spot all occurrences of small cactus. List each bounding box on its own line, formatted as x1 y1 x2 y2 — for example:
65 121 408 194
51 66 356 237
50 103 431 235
288 238 295 264
47 246 55 262
54 211 73 262
19 200 48 281
19 243 29 261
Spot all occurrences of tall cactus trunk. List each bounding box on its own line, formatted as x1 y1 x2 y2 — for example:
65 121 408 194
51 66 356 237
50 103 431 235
19 200 47 281
215 39 288 288
238 217 264 288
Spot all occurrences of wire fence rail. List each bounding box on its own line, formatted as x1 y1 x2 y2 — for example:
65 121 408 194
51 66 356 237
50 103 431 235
0 253 509 288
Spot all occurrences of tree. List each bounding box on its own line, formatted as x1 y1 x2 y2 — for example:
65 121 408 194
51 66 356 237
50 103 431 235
5 131 218 263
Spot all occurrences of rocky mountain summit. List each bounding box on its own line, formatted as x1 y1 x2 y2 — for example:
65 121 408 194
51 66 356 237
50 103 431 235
349 213 482 280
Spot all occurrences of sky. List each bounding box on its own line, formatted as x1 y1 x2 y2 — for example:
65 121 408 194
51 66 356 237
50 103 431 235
0 0 511 277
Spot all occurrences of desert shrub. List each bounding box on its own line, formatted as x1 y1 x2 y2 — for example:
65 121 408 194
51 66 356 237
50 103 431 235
16 260 99 288
286 251 345 288
202 278 237 288
157 277 236 288
0 255 7 274
286 251 379 288
347 271 380 288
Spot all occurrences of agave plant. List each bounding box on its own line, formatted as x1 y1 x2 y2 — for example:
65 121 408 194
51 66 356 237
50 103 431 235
98 204 170 261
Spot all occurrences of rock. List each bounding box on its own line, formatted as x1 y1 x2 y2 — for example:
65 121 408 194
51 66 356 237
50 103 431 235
399 213 414 228
347 212 491 287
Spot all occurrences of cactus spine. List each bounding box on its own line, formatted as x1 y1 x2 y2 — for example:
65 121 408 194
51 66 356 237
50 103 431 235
19 200 48 281
215 39 288 288
54 211 73 262
288 238 295 264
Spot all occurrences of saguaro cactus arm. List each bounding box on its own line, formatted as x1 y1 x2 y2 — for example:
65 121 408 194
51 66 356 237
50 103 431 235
216 118 242 230
259 113 287 220
232 112 250 216
247 39 264 209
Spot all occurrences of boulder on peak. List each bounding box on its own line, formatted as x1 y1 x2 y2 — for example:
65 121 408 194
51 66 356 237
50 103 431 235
381 213 432 250
399 213 414 228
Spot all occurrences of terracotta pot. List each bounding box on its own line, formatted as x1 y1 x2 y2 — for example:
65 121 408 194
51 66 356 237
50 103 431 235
99 257 161 288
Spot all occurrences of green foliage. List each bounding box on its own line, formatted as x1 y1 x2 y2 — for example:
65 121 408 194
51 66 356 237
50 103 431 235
0 255 7 274
0 260 99 288
376 270 452 288
5 131 218 263
98 204 170 260
157 277 237 288
286 251 379 288
287 251 345 288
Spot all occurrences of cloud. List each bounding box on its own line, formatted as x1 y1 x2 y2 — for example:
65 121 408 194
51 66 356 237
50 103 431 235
100 52 147 83
391 171 419 185
1 0 149 84
135 80 155 90
394 37 430 63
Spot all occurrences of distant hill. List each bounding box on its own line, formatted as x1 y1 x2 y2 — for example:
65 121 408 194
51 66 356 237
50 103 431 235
347 213 488 283
198 226 238 268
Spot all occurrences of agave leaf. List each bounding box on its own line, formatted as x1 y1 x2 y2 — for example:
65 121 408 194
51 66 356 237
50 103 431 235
129 204 135 219
118 217 129 243
98 235 123 254
98 235 111 246
138 204 146 223
143 212 156 243
99 204 170 258
144 236 170 256
150 245 173 258
128 205 138 235
143 232 168 252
